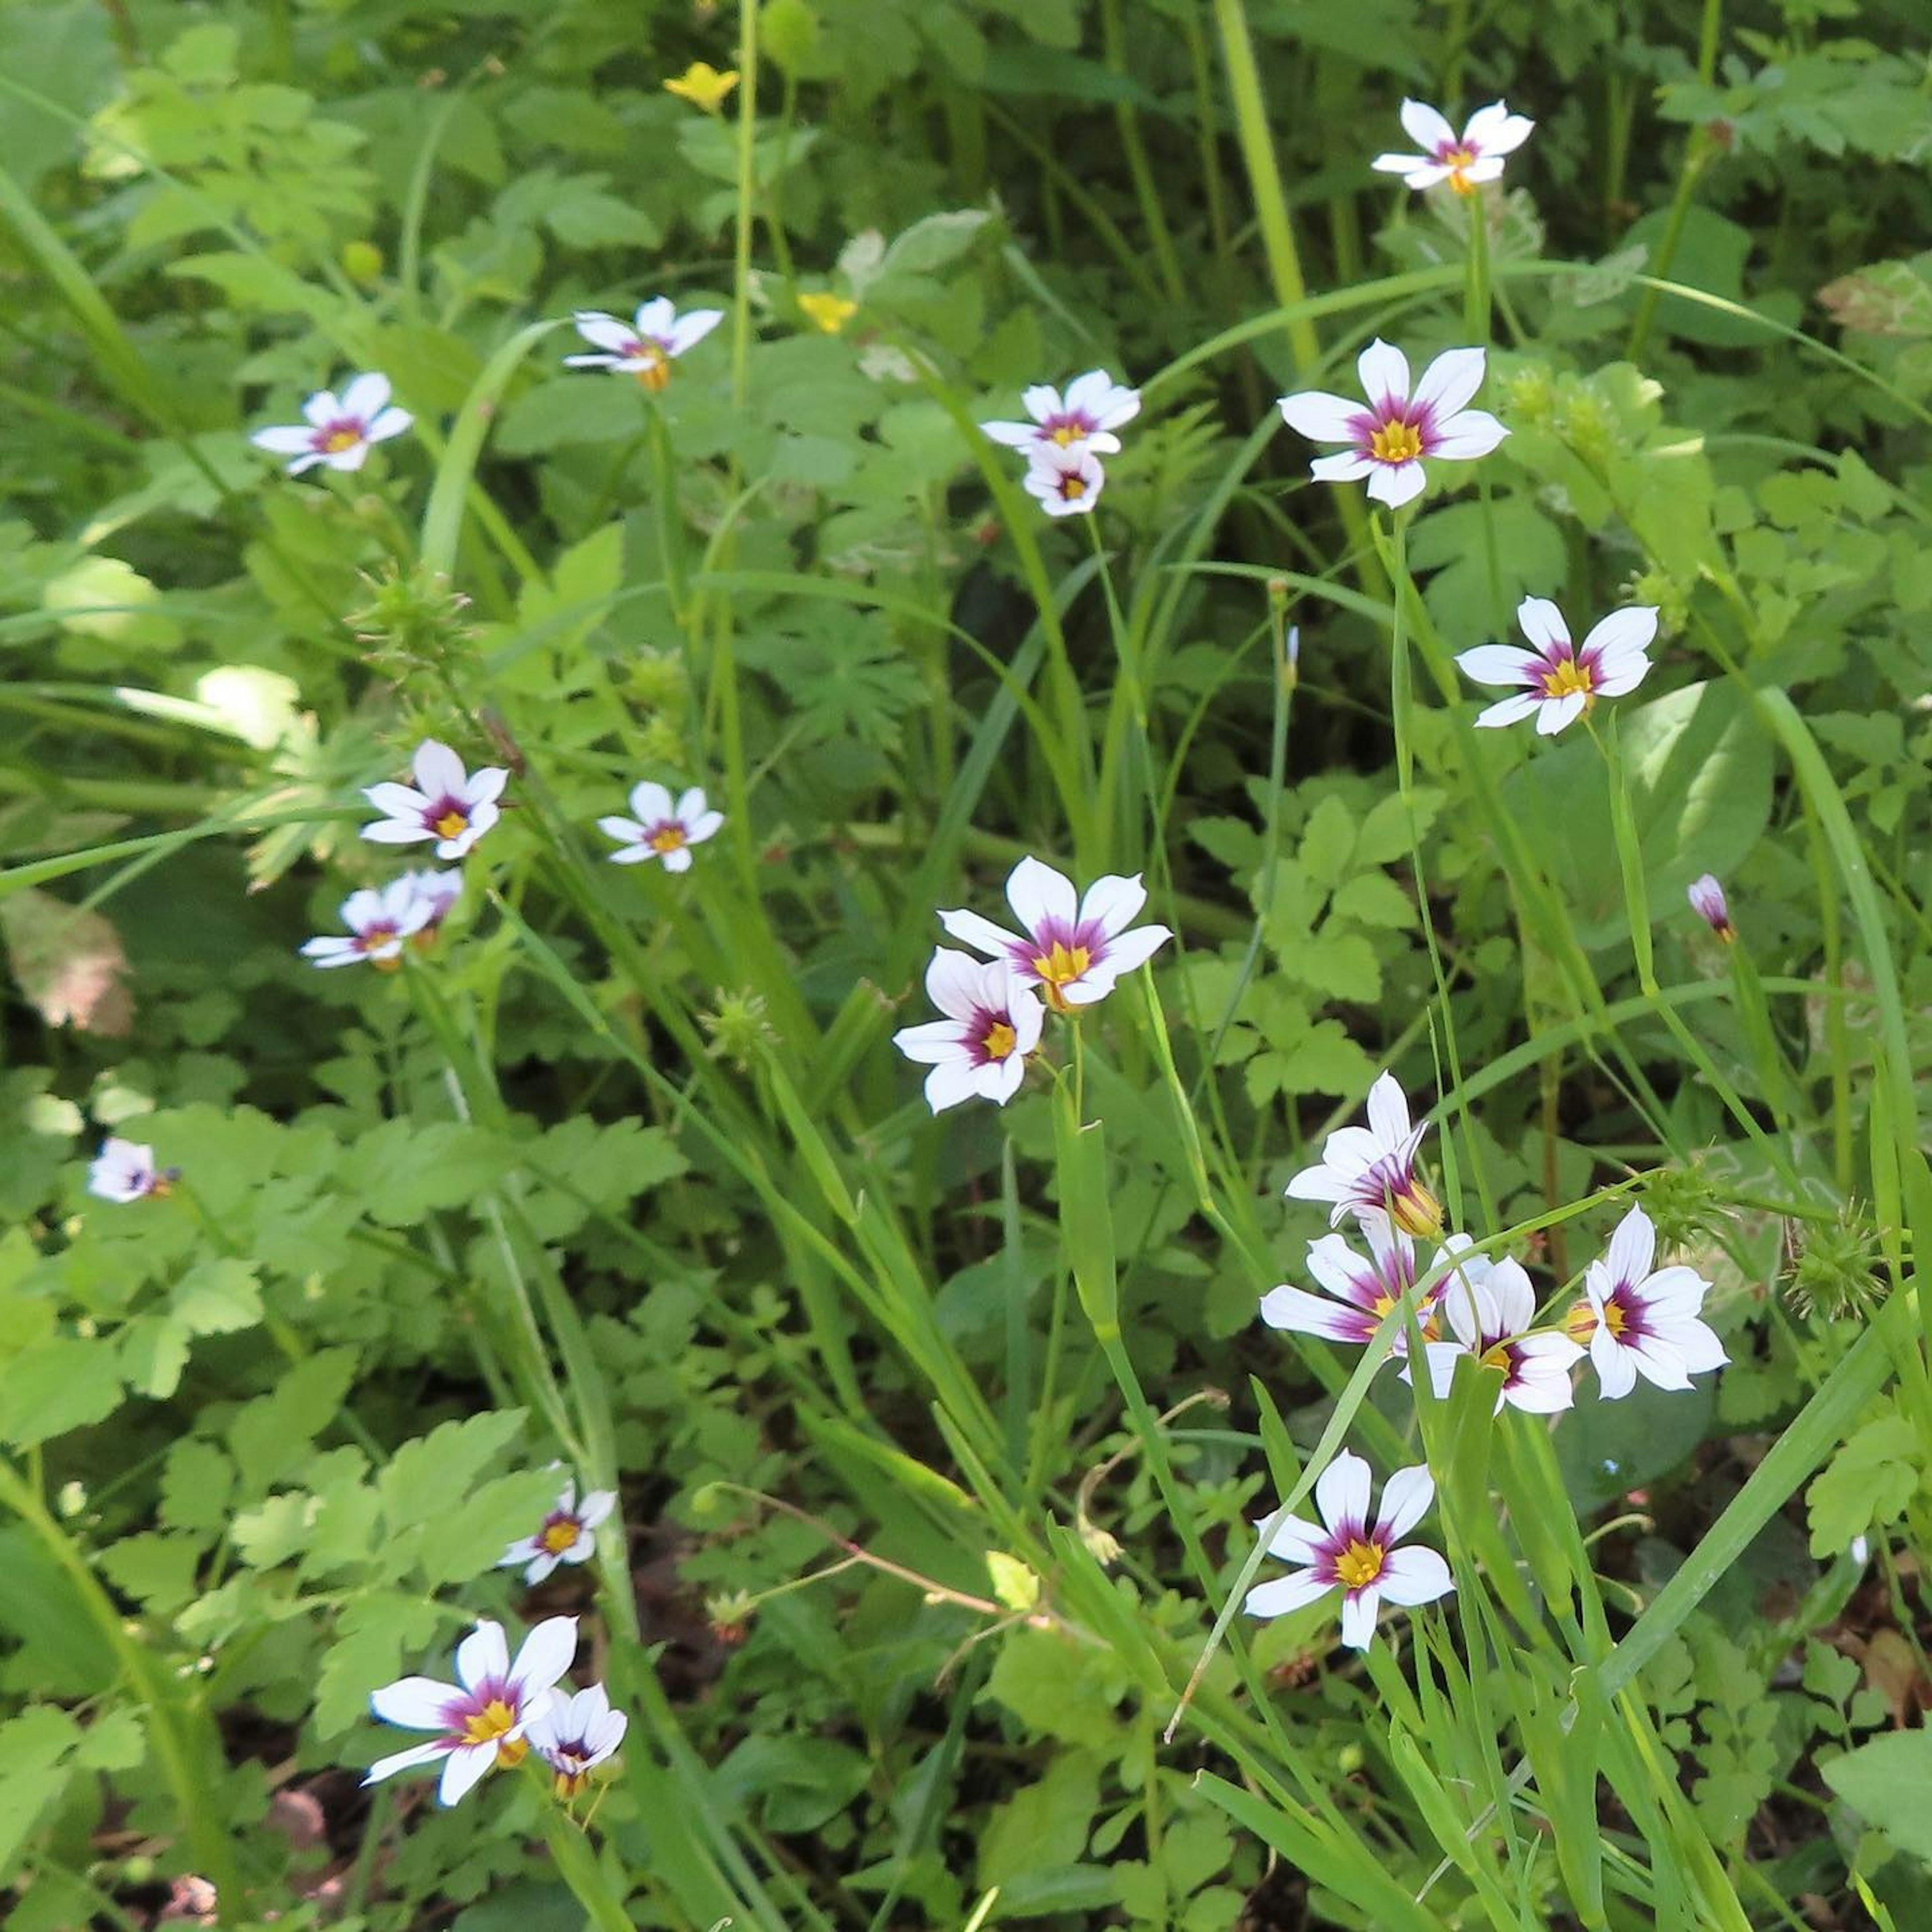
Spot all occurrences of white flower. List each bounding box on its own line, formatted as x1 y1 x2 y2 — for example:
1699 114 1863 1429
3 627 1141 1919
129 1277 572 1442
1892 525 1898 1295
250 372 413 475
299 876 436 970
498 1478 617 1586
1372 99 1535 195
1284 1071 1442 1237
1023 444 1106 518
565 298 725 390
527 1682 628 1798
937 856 1172 1012
1418 1251 1584 1414
1245 1451 1453 1650
982 371 1141 456
892 951 1044 1113
361 739 508 861
596 782 723 873
1261 1220 1478 1357
88 1137 172 1203
364 1616 577 1808
1456 598 1657 736
1565 1205 1728 1400
1276 340 1507 511
1687 873 1734 941
396 867 464 934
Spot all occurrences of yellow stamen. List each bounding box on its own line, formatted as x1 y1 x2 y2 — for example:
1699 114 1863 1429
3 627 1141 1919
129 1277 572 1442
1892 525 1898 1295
1604 1300 1628 1337
1334 1538 1386 1589
649 825 688 854
1050 423 1081 446
540 1518 581 1556
495 1736 528 1768
1445 146 1480 193
1543 658 1595 700
1480 1341 1513 1375
320 426 363 454
1058 472 1088 500
462 1699 517 1745
1031 940 1093 1013
632 346 672 391
983 1020 1018 1061
1369 419 1423 464
432 809 468 839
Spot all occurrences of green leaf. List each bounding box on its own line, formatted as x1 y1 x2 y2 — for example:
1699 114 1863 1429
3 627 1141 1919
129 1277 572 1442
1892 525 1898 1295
1806 1411 1920 1557
377 1410 525 1536
0 1336 124 1448
416 1467 564 1587
228 1348 359 1491
315 1590 443 1737
171 1257 262 1335
1822 1731 1932 1860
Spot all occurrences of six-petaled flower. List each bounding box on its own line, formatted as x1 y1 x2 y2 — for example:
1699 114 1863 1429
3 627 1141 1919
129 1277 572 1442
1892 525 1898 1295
598 782 724 872
362 739 508 861
251 372 413 476
566 299 725 391
500 1478 618 1586
300 877 436 971
364 1616 578 1808
1245 1451 1454 1650
528 1682 628 1799
982 372 1142 457
1456 598 1657 736
88 1138 175 1203
1285 1070 1443 1238
1277 340 1507 510
1688 873 1735 941
892 951 1045 1113
1262 1220 1478 1357
1419 1250 1584 1415
1023 444 1106 518
1566 1205 1728 1400
1372 99 1535 195
938 857 1171 1014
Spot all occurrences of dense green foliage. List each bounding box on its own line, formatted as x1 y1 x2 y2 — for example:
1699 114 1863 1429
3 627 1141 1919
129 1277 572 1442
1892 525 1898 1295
2 1 1931 1928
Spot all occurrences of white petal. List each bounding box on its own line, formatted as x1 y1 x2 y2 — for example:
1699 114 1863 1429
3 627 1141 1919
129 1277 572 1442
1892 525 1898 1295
924 946 991 1019
1006 987 1046 1053
1537 691 1588 736
936 906 1023 962
1096 923 1171 978
369 1675 459 1731
1515 597 1569 653
1464 102 1534 157
1311 450 1377 483
1486 1258 1537 1335
1364 1072 1412 1152
1473 692 1543 730
923 1058 980 1113
1399 99 1458 155
1365 460 1427 508
365 407 413 444
509 1616 579 1700
628 780 674 824
1283 1163 1352 1206
364 1739 450 1786
1245 1571 1332 1620
1004 856 1077 938
1078 872 1147 937
1370 150 1430 177
634 297 677 338
1276 388 1366 442
573 311 634 352
1315 1450 1372 1535
1355 339 1410 410
1593 653 1652 699
667 308 725 355
455 1620 509 1692
892 1020 971 1065
660 845 693 872
672 786 706 822
1374 1465 1435 1543
1456 643 1541 688
982 418 1041 448
1429 409 1509 459
1259 1284 1373 1342
1591 1329 1639 1399
412 739 466 799
1412 347 1487 423
437 1742 497 1807
1604 1205 1655 1287
1339 1588 1381 1650
1581 605 1659 666
1377 1545 1454 1607
598 816 645 845
252 425 316 454
1628 1338 1694 1393
1655 1316 1728 1375
340 373 392 422
686 811 724 843
578 1490 617 1528
465 767 509 807
301 390 341 427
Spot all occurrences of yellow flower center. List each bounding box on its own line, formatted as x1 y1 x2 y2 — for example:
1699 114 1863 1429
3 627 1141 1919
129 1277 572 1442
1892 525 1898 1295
359 924 397 953
321 426 363 454
983 1020 1018 1061
540 1518 582 1555
462 1699 517 1746
1369 419 1424 464
1543 657 1595 700
798 292 858 335
649 825 688 854
1033 941 1091 986
432 808 469 839
1445 146 1480 193
1479 1341 1513 1375
1050 423 1081 446
1058 471 1089 500
1334 1538 1386 1590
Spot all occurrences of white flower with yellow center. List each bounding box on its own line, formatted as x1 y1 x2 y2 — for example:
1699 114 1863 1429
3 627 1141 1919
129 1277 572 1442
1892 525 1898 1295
1565 1205 1728 1400
300 876 436 971
597 782 724 873
1023 444 1106 518
250 373 413 475
1284 1070 1444 1238
363 1616 578 1808
892 950 1044 1113
565 298 724 391
937 856 1172 1013
527 1682 628 1799
1276 340 1506 510
361 739 508 861
1245 1451 1453 1651
982 371 1141 456
1261 1220 1481 1357
1372 99 1535 195
88 1137 174 1203
1456 597 1657 736
1417 1251 1584 1414
499 1478 617 1585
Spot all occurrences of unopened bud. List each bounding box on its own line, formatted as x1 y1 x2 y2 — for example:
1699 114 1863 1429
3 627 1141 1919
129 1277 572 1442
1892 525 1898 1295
1687 873 1734 942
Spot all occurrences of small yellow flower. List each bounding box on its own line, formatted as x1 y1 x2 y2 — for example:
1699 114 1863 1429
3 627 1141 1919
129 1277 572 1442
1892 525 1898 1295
664 62 739 114
797 291 858 335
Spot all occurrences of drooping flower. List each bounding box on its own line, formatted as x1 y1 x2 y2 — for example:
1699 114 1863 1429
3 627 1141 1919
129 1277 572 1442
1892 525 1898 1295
982 371 1141 456
797 291 858 335
1276 341 1506 510
1688 874 1734 942
364 1616 577 1808
361 739 508 861
565 299 725 391
299 877 437 970
1372 99 1535 195
1245 1451 1453 1650
499 1478 617 1586
663 61 739 113
1565 1205 1728 1400
1023 444 1106 518
1456 598 1657 736
1261 1221 1481 1356
1418 1251 1584 1414
893 951 1044 1113
527 1683 628 1798
250 373 413 476
937 856 1172 1013
597 782 723 873
397 868 464 938
88 1138 174 1203
1284 1071 1442 1237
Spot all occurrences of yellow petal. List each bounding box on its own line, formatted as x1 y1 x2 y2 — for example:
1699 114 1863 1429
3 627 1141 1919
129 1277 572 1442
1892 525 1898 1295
663 62 740 114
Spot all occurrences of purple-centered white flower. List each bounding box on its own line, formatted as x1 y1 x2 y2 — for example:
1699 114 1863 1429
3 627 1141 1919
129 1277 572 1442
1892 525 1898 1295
1456 598 1657 736
250 373 412 476
299 877 436 971
1565 1205 1728 1401
982 370 1141 456
565 298 724 390
363 1616 577 1808
1418 1251 1584 1415
1023 444 1106 518
397 867 464 936
1277 341 1507 511
499 1478 617 1586
1372 99 1535 195
88 1138 173 1203
1261 1221 1479 1357
361 739 508 861
597 782 723 873
527 1682 628 1799
1245 1451 1453 1650
1284 1070 1442 1237
1688 873 1734 942
892 951 1044 1113
937 856 1172 1013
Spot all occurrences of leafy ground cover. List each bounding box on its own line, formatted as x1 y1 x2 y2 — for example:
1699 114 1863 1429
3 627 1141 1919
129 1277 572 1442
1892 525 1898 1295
2 1 1930 1927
